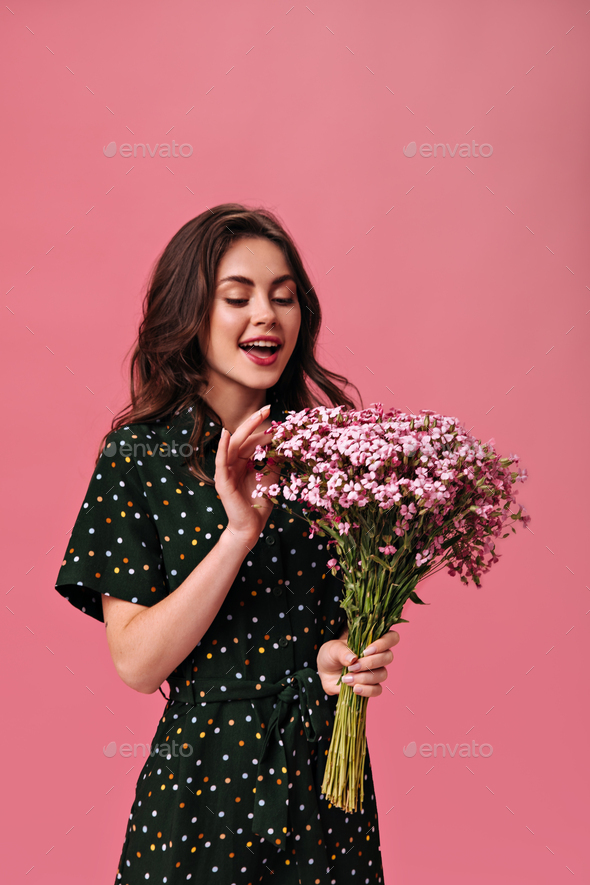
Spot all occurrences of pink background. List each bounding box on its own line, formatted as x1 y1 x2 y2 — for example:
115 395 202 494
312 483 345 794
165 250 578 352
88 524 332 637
1 0 589 882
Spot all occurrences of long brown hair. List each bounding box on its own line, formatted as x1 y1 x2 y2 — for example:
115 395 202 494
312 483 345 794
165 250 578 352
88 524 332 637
97 202 361 483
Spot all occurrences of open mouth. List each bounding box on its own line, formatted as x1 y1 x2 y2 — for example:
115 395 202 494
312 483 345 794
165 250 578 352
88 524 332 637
238 341 281 358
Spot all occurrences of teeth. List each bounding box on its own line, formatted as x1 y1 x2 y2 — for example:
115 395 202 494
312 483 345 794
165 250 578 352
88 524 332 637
240 340 279 348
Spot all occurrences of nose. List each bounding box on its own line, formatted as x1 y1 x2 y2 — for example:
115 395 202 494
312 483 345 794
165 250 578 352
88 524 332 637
251 291 277 328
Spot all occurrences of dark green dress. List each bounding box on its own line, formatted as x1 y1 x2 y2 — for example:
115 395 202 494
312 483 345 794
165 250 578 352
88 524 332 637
55 397 384 885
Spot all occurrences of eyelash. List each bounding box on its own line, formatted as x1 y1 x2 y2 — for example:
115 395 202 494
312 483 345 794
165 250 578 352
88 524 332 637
225 297 295 306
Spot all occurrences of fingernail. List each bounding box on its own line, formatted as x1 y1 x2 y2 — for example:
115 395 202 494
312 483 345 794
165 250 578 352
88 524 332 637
362 645 375 656
342 674 354 683
345 653 357 663
260 404 271 415
348 662 361 672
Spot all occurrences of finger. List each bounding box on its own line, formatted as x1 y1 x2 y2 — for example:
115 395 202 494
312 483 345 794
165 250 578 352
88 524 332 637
347 649 393 672
227 406 271 459
342 666 388 686
214 427 230 476
236 429 275 461
323 642 358 672
341 645 359 667
352 683 383 698
361 630 400 657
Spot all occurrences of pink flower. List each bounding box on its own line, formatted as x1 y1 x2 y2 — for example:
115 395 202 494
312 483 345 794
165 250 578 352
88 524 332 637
250 403 528 588
327 558 338 568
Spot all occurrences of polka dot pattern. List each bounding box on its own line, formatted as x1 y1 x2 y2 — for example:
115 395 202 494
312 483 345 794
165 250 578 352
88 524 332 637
54 398 384 884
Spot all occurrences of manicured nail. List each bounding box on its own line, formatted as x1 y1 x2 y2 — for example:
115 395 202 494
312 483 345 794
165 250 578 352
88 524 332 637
260 404 271 415
345 653 357 663
362 645 376 656
342 674 354 683
348 662 361 672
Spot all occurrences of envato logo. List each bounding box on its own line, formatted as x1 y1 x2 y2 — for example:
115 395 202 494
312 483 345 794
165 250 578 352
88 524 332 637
403 740 493 758
102 439 195 459
403 140 493 159
103 140 193 158
103 740 193 759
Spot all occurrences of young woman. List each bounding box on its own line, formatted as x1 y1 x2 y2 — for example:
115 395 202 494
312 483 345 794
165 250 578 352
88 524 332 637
55 203 400 885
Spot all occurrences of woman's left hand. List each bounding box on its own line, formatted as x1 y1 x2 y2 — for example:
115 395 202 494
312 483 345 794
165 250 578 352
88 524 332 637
316 629 400 698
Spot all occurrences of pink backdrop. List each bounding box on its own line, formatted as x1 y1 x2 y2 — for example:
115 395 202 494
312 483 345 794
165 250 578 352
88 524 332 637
1 0 589 882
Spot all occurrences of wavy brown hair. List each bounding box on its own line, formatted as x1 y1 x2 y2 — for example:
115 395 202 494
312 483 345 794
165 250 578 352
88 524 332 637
96 202 361 483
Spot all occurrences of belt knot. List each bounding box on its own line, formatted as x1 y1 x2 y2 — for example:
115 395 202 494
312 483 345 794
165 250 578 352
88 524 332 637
276 679 297 704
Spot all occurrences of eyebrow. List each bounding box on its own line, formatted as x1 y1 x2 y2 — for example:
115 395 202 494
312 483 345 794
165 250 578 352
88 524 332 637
216 273 296 289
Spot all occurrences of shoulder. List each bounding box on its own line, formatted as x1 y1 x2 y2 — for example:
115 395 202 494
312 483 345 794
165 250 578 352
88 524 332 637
103 415 178 448
101 409 221 491
101 410 198 462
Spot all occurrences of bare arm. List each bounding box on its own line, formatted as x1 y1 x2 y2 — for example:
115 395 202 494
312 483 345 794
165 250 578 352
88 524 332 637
104 530 262 693
103 405 277 695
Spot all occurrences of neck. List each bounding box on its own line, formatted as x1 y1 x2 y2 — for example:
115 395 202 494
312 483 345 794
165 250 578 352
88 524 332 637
201 379 268 434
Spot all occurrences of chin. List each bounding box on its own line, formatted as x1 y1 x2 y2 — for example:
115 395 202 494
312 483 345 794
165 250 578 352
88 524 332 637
239 369 283 390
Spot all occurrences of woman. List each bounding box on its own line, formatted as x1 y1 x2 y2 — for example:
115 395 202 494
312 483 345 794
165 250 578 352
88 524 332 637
55 203 399 884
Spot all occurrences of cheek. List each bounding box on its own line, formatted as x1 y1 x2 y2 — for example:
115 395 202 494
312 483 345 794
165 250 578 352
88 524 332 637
287 310 302 348
208 308 243 351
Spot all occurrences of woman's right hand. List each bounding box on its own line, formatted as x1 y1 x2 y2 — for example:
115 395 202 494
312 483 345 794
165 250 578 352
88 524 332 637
214 404 280 548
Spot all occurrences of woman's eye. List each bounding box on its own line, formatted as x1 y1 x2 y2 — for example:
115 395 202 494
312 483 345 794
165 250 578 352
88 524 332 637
223 295 296 306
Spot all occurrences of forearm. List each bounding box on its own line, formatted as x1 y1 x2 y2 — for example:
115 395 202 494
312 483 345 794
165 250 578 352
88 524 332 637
117 528 254 693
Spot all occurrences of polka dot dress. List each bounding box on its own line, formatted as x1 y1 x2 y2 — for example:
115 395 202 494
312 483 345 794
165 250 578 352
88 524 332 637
55 398 384 884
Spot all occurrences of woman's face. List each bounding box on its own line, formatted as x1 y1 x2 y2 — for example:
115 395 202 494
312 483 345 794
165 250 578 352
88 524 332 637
202 236 302 395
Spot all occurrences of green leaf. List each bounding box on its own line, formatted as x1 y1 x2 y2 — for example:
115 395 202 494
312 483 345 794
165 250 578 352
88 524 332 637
409 590 429 605
370 553 393 570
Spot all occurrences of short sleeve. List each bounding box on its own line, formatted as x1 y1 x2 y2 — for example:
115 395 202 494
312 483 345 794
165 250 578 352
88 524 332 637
54 428 169 622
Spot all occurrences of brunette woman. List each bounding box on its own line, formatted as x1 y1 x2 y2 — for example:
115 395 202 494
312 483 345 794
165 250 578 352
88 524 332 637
55 203 399 884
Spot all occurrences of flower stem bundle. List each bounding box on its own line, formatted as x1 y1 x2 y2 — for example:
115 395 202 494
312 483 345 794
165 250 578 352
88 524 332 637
252 404 529 812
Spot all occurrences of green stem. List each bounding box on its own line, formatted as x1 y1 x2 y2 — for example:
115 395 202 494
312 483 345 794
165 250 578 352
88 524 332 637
322 684 368 812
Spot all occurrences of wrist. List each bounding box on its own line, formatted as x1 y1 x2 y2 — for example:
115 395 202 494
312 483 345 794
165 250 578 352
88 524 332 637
221 525 260 554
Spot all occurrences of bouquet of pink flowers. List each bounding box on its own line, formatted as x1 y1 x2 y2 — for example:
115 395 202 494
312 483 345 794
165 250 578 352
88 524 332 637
252 404 529 813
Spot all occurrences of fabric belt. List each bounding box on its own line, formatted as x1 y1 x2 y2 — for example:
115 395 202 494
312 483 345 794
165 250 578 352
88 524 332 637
162 668 333 853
